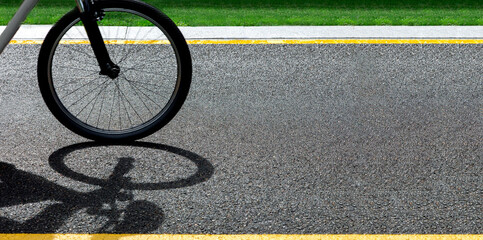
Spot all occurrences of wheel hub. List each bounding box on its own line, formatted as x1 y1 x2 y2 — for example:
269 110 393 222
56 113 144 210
100 62 120 79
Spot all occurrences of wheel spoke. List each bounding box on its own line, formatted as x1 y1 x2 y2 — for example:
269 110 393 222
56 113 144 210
127 79 164 109
113 80 134 128
76 79 110 117
121 74 155 116
60 76 101 99
96 81 112 128
122 78 171 95
123 66 167 77
67 78 110 109
54 72 98 89
85 80 111 123
122 77 172 102
113 78 145 123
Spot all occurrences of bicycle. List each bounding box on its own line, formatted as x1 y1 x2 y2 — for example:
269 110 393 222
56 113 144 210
0 0 192 142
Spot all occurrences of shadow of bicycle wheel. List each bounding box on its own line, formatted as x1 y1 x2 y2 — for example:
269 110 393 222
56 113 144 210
48 141 214 190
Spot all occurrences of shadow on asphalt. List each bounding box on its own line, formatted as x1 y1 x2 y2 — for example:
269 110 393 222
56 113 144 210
0 141 214 233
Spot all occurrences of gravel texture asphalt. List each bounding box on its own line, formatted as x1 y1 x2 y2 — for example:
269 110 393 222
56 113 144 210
0 44 481 233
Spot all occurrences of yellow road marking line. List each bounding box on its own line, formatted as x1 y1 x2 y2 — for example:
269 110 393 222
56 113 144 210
0 235 482 240
8 39 483 44
187 39 483 44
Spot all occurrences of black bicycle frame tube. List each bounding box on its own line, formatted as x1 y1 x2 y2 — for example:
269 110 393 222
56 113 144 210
75 0 90 13
75 0 116 76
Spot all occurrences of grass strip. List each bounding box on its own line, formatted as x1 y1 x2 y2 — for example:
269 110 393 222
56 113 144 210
0 0 481 26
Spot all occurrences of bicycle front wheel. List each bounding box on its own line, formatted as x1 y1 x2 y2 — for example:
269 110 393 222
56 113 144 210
38 0 191 142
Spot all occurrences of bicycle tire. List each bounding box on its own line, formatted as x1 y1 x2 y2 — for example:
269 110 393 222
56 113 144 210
38 0 191 142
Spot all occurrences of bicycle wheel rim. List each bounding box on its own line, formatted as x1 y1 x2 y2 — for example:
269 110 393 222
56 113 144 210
46 7 182 137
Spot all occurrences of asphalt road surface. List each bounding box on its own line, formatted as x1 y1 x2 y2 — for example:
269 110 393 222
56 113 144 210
0 44 481 233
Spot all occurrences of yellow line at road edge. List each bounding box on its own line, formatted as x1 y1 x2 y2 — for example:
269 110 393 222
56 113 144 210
0 234 481 240
187 39 483 44
8 39 483 44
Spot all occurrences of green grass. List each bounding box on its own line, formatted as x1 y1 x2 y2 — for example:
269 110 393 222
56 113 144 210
0 0 481 26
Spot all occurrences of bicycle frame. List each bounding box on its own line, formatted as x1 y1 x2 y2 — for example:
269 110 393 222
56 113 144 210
0 0 119 78
0 0 96 54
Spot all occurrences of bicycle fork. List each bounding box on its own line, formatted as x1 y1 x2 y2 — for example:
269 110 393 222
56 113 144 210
75 0 120 79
